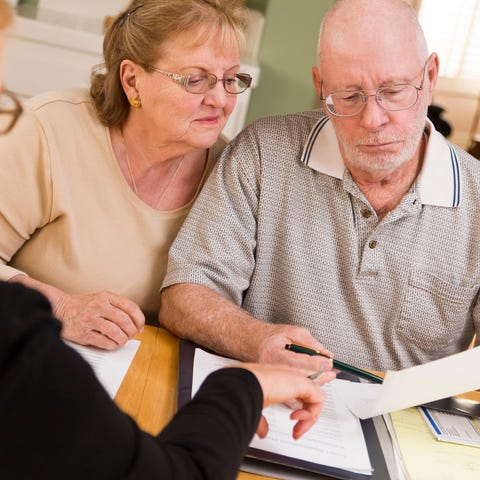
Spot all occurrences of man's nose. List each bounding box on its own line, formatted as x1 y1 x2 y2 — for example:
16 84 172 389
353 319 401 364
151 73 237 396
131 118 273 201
359 94 389 129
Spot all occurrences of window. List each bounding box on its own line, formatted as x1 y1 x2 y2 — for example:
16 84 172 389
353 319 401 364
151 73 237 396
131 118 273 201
416 0 480 150
418 0 480 82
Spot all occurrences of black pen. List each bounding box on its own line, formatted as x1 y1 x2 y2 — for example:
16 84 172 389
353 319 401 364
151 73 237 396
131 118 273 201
285 343 384 384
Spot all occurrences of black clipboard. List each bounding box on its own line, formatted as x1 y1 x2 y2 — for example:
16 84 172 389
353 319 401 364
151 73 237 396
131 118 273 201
177 340 392 480
421 396 480 418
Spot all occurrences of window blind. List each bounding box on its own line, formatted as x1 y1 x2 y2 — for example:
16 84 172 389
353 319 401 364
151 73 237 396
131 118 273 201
419 0 480 81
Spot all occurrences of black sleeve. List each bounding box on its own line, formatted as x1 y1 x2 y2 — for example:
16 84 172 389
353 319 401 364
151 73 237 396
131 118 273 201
153 367 263 479
0 282 263 480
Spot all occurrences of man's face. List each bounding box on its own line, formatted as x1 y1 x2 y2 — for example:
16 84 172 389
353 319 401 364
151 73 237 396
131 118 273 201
315 57 433 175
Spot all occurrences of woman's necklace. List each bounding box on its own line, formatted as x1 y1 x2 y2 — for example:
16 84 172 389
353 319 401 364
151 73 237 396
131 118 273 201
121 129 185 210
123 138 138 194
152 155 184 210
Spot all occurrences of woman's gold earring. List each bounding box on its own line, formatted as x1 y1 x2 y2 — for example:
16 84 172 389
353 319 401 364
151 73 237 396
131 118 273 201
129 97 142 108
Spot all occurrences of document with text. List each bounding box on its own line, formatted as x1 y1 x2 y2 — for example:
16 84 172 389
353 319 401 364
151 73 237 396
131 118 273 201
332 347 480 419
65 339 140 398
419 406 480 448
192 349 373 476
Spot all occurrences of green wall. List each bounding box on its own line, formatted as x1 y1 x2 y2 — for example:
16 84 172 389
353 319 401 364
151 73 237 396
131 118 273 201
246 0 269 14
245 0 335 125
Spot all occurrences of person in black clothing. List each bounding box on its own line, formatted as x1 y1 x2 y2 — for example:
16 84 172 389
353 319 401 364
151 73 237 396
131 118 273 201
0 281 334 479
0 3 334 478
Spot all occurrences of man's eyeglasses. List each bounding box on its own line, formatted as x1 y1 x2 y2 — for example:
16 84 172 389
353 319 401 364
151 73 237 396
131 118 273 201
148 68 253 95
321 61 428 117
0 90 23 134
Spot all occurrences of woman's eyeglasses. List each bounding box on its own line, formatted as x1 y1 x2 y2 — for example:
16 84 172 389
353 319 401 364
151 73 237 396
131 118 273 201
0 90 23 134
148 68 253 95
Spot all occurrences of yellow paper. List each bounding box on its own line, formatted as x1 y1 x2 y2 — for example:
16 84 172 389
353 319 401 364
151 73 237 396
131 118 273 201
391 407 480 480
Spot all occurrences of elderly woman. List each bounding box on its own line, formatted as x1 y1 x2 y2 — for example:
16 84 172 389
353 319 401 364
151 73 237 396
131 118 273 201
0 0 252 349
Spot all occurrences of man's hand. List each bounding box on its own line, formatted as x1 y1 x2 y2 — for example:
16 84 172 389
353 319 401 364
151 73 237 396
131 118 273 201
257 324 334 372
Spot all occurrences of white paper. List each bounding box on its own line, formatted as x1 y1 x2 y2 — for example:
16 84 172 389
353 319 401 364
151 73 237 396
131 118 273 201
381 413 409 480
65 339 140 398
419 407 480 448
192 349 372 474
333 347 480 419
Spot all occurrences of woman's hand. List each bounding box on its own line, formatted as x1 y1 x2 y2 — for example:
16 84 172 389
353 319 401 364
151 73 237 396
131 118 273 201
8 274 144 350
239 363 336 439
54 290 145 350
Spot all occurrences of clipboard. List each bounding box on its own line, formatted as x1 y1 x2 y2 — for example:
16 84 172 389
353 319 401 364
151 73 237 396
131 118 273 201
421 396 480 418
177 340 393 480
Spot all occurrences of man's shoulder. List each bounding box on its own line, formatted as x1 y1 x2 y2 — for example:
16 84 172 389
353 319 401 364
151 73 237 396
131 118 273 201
450 142 480 176
440 142 480 207
245 109 326 135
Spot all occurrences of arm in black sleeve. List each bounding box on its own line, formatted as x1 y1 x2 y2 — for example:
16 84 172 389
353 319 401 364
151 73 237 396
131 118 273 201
0 282 263 480
153 368 263 480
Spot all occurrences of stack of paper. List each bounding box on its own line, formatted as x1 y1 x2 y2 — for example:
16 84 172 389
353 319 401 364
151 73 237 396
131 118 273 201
192 349 374 476
65 339 140 398
390 408 480 479
188 345 480 479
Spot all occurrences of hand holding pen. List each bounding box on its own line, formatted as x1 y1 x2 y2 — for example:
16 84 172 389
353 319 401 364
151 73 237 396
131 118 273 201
256 325 335 372
285 344 384 384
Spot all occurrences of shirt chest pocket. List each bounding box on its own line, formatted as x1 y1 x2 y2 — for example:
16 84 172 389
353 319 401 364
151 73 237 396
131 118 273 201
398 270 477 352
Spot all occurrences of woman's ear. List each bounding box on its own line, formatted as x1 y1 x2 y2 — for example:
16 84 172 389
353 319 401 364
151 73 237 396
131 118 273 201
119 59 141 99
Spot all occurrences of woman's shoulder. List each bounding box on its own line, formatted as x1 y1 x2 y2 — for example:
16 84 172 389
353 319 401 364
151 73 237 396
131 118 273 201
25 88 93 111
22 88 102 133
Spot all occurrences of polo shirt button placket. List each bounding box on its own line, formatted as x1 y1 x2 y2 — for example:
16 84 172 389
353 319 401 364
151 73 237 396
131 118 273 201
369 240 377 249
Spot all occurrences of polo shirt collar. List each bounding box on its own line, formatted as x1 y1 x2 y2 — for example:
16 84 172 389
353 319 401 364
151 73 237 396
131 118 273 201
301 117 461 207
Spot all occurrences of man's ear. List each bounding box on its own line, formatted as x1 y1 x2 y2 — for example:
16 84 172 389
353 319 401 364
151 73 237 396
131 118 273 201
311 66 322 97
426 53 439 99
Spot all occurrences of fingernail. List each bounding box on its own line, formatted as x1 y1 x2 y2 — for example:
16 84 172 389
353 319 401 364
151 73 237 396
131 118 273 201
308 371 325 381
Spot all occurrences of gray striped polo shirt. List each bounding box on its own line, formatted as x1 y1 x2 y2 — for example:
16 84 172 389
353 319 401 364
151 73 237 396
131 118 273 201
163 110 480 371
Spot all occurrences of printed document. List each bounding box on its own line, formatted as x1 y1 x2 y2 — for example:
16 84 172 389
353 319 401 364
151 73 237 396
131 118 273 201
192 349 373 475
332 347 480 419
65 339 140 398
419 406 480 448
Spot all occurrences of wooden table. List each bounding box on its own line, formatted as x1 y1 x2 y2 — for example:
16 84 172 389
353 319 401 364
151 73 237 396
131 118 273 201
115 325 480 480
114 325 266 480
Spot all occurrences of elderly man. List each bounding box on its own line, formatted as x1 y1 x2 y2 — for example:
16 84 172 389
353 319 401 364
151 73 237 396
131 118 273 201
159 0 479 372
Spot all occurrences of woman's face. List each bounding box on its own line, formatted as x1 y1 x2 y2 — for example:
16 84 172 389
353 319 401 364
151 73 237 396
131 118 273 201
128 26 240 151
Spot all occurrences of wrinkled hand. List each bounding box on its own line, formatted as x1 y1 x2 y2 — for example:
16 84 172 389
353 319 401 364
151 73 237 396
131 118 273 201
257 324 334 372
54 290 145 350
240 363 336 439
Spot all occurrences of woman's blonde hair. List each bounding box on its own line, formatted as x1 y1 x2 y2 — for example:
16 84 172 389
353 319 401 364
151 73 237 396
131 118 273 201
0 0 14 30
90 0 247 128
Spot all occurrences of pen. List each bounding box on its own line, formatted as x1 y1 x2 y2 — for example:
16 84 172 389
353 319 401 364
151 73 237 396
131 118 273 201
285 343 384 384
